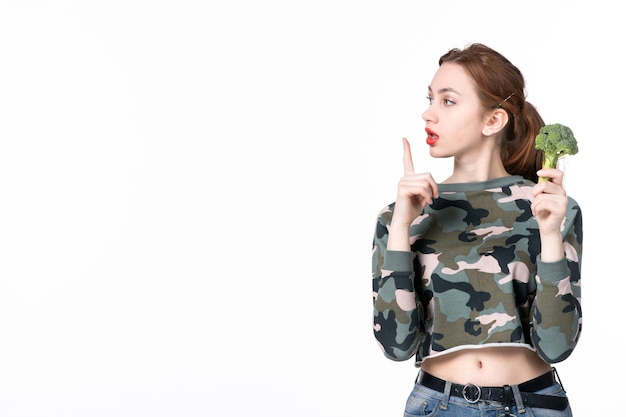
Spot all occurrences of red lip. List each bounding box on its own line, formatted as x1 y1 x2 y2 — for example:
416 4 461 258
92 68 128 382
426 128 439 146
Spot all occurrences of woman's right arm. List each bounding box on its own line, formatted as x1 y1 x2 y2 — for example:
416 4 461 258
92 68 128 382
371 139 438 361
372 206 422 361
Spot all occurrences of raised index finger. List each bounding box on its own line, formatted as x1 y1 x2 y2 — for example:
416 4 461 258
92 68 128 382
402 137 415 175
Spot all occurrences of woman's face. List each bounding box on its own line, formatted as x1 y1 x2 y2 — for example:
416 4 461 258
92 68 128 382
422 62 491 160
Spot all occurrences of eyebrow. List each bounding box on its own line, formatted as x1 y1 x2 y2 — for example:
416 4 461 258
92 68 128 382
428 86 461 95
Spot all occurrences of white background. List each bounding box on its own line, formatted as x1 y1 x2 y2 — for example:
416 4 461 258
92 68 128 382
0 1 620 416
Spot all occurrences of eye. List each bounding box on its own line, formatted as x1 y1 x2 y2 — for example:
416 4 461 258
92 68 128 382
426 96 433 105
443 98 455 106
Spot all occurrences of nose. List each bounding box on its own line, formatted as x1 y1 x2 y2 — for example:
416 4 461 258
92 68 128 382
422 106 436 123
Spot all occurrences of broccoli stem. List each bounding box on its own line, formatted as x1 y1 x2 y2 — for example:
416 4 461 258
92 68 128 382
539 155 559 182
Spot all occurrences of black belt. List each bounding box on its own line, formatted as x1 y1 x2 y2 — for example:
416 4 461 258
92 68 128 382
417 370 569 411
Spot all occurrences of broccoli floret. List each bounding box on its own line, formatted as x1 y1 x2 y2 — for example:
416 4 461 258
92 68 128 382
534 123 578 182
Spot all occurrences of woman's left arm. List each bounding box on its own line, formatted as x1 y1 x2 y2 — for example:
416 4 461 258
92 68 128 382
530 168 583 363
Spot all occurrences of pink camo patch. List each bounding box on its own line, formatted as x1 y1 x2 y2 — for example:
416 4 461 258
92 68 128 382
395 289 416 311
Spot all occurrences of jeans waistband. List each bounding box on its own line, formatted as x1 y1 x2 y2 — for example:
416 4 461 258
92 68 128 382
417 369 568 411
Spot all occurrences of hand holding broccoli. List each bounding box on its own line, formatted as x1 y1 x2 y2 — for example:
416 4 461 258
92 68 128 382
534 123 578 182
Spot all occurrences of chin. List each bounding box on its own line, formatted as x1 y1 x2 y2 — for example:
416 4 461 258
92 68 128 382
429 149 451 159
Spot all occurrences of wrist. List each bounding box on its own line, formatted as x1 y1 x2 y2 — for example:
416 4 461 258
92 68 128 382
539 233 564 262
387 223 411 251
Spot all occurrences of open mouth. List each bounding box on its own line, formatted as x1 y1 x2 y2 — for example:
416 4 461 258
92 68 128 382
426 129 439 146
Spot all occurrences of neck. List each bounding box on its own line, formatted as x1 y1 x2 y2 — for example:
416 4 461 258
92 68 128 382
444 155 509 184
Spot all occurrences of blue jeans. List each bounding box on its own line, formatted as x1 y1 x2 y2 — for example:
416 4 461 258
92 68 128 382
403 378 573 417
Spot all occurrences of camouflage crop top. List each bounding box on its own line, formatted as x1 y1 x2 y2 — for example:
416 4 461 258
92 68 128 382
372 176 582 366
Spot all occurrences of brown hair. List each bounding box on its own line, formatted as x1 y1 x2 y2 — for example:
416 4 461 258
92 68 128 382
439 43 544 182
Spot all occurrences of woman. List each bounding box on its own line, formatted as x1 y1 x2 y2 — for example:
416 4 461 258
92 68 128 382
371 43 582 416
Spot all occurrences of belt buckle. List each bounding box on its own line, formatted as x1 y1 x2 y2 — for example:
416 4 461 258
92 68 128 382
462 383 481 403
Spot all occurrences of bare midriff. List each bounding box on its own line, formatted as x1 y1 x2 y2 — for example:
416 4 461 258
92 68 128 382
419 346 552 386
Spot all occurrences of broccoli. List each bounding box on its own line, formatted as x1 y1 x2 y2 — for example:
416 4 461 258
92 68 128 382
534 123 578 183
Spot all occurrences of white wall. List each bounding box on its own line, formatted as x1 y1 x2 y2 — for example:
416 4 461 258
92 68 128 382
0 1 619 416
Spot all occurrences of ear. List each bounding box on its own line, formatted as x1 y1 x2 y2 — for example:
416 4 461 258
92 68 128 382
482 108 509 137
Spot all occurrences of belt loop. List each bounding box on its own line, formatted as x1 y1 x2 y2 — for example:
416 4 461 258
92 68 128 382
503 385 512 407
552 367 566 393
511 383 526 414
440 381 452 410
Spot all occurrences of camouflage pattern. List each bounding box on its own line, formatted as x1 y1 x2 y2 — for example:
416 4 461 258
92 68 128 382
372 176 582 366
